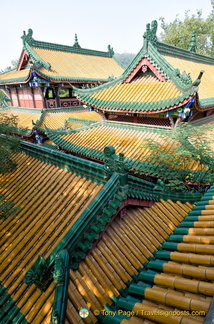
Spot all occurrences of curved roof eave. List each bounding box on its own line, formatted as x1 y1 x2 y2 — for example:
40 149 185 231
33 68 117 83
194 93 214 111
77 94 196 114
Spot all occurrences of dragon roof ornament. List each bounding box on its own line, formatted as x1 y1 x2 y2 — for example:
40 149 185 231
21 28 34 45
143 20 158 50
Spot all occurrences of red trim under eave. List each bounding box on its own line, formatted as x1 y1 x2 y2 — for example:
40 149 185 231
124 57 167 83
194 93 214 111
78 95 195 115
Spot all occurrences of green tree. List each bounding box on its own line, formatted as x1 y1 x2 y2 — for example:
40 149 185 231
159 9 214 56
139 123 214 192
1 59 19 73
114 53 136 68
0 114 21 219
0 90 10 107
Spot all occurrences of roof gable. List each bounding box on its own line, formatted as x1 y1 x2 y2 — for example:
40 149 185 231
21 28 115 58
124 57 167 83
17 50 29 71
0 29 124 85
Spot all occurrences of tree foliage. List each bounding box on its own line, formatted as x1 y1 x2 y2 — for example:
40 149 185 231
114 53 136 68
0 90 10 107
0 114 21 219
159 8 214 56
139 123 214 192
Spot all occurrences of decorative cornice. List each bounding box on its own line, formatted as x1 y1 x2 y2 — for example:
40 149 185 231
23 41 51 71
0 71 31 84
45 123 209 185
77 93 195 114
124 57 167 83
188 31 197 52
156 41 214 66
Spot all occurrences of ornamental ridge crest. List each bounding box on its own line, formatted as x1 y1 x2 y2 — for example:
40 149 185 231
143 20 158 43
21 28 34 45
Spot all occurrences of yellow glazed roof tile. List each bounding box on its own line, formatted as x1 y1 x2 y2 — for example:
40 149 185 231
60 125 203 172
0 109 41 129
65 201 193 323
91 76 182 103
0 152 103 323
163 55 214 100
33 48 124 80
0 68 30 81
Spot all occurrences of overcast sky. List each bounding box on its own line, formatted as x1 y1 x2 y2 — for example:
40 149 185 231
0 0 212 70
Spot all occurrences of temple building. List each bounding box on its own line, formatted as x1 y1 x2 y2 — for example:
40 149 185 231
0 29 124 109
1 21 214 324
75 21 214 127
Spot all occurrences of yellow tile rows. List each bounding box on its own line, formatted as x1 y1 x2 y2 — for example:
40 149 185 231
65 200 192 323
164 55 214 100
0 153 103 323
40 110 103 129
0 109 41 129
33 48 124 79
91 76 182 103
0 68 30 81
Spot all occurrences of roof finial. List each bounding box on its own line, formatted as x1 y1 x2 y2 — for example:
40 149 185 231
143 20 158 51
188 31 196 52
21 28 34 45
73 34 81 48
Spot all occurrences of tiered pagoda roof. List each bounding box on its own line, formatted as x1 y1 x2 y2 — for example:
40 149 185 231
75 21 214 114
45 120 212 183
0 106 103 136
0 29 124 85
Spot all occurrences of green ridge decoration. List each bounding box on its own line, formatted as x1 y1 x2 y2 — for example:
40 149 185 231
143 20 158 50
51 250 70 324
21 142 202 290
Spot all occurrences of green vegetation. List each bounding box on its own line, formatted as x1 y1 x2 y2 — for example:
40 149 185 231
0 90 10 107
0 114 21 219
140 123 214 192
114 53 136 68
159 2 214 56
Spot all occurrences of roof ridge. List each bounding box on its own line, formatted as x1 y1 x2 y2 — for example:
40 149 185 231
21 28 114 58
23 41 51 71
